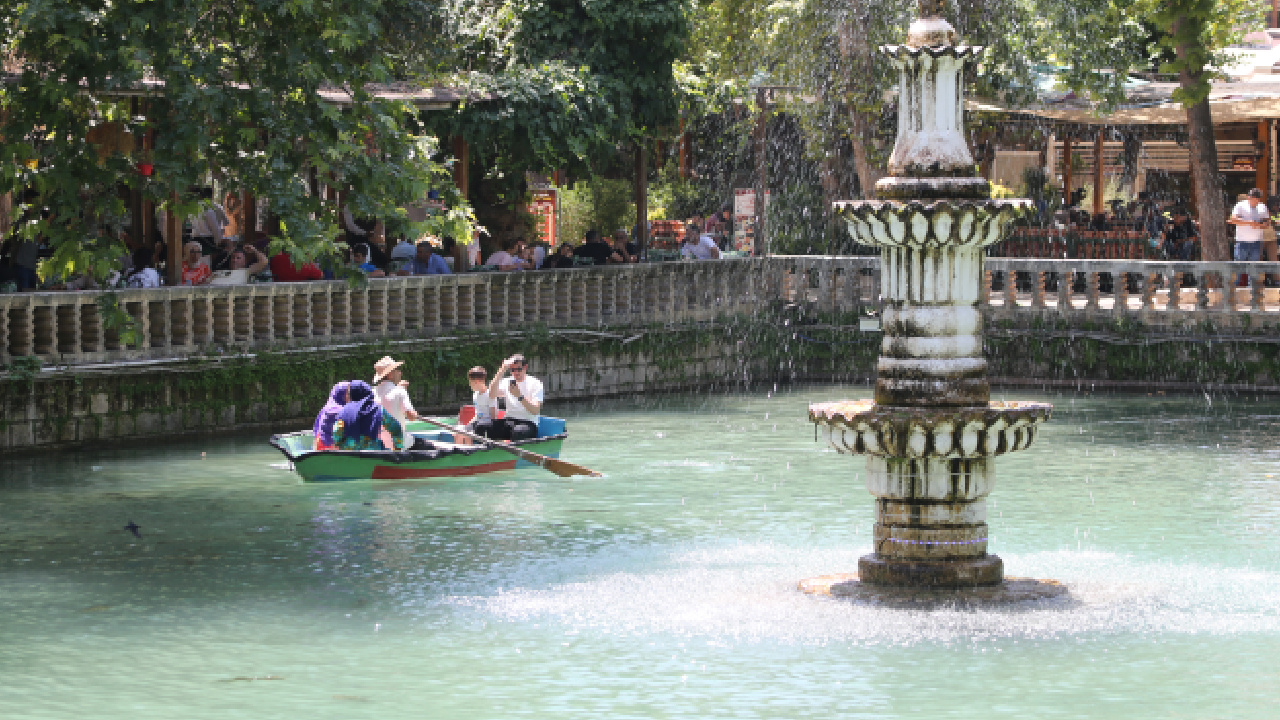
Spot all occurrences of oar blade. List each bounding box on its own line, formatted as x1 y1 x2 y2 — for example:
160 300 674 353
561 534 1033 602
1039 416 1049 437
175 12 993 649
542 456 602 478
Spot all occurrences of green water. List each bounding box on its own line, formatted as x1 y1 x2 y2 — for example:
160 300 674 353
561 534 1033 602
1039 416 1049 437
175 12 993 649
2 386 1279 719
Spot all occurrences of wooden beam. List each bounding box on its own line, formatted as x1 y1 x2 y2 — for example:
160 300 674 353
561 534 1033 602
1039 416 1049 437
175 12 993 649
635 143 648 259
1093 133 1105 216
1258 120 1271 194
451 135 469 199
678 117 689 179
1062 136 1073 207
755 87 768 254
166 191 181 286
243 191 257 243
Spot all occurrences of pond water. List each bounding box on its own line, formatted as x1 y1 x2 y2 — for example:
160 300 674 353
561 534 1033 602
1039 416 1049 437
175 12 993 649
2 385 1279 719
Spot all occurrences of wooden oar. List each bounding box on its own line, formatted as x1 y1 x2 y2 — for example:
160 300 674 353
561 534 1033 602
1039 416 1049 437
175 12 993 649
413 416 602 478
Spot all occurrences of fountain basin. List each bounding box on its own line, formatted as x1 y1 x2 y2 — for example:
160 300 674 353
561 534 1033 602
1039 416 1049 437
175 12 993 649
810 399 1052 458
833 198 1031 247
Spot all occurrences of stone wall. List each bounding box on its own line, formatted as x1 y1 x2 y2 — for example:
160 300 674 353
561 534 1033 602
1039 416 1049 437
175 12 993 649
0 325 764 452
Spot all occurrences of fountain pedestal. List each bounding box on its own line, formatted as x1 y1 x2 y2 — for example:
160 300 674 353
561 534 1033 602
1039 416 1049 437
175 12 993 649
806 2 1053 591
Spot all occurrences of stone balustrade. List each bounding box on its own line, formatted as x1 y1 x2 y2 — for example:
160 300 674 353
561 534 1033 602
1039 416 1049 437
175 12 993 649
9 256 1280 367
0 261 780 366
772 256 1280 325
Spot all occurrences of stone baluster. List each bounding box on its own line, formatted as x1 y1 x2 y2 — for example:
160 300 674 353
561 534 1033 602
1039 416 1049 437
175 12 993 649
148 298 172 349
1138 270 1155 311
368 285 388 334
1113 269 1131 315
584 272 601 325
1031 268 1046 308
384 284 404 334
456 282 475 329
1195 268 1211 311
272 289 292 341
422 283 441 334
1251 265 1265 312
292 289 312 339
487 275 507 328
348 286 368 335
537 275 555 323
1084 271 1101 311
0 300 12 362
310 288 332 338
55 301 80 357
982 267 994 307
615 270 633 322
192 292 214 346
435 282 455 330
80 300 105 355
1002 269 1017 308
516 274 534 323
330 287 351 337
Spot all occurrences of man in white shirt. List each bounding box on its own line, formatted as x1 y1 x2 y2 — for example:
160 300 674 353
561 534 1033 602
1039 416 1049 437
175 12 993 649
485 238 531 271
1229 188 1269 262
480 354 543 441
680 223 721 260
372 355 420 450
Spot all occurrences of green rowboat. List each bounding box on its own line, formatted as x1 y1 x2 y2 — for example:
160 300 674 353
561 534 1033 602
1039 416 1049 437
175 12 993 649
270 416 568 481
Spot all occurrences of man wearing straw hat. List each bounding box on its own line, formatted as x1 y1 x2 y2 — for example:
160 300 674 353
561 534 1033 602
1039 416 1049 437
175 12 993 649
373 355 419 450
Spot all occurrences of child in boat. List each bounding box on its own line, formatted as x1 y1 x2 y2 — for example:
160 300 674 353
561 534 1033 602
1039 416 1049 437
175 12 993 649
333 381 385 450
455 366 491 445
313 381 350 451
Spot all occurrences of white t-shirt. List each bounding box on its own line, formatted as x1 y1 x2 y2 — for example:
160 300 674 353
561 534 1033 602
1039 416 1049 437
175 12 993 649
1233 200 1270 243
127 267 161 288
681 235 720 260
472 389 493 421
500 376 544 422
375 380 417 444
486 250 515 268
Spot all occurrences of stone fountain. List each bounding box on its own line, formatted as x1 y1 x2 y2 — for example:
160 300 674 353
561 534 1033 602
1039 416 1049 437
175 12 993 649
801 0 1060 601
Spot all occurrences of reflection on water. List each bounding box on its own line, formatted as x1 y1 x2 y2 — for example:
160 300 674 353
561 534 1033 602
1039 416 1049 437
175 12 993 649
1 387 1278 719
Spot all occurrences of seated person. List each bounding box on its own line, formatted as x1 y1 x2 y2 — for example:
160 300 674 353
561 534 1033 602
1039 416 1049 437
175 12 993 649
680 224 721 260
351 244 386 277
181 241 212 285
442 235 469 272
545 243 576 269
485 239 531 270
389 238 418 262
269 250 324 282
613 230 639 263
1163 208 1198 260
399 241 451 275
313 381 350 450
574 230 622 265
226 244 268 278
476 354 542 442
333 381 384 450
455 366 492 446
125 247 162 288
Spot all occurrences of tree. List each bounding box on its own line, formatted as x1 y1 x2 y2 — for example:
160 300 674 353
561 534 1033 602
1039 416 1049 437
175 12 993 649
1036 0 1262 260
1 0 471 284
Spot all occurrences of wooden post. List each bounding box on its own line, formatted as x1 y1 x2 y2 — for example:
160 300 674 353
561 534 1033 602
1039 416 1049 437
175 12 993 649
678 117 689 179
635 143 648 259
243 191 257 243
1257 120 1270 194
451 135 469 199
755 87 768 254
1093 133 1105 216
166 191 181 285
1062 136 1073 207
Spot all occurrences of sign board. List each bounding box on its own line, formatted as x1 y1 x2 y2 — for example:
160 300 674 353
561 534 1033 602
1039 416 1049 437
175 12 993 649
1233 155 1257 171
732 189 769 252
528 189 557 245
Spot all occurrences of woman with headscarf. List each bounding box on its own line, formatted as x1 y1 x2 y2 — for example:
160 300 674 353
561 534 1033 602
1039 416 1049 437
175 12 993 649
312 381 350 451
333 381 384 450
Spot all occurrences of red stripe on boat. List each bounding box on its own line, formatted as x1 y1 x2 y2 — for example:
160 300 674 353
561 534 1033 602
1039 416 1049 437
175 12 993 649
370 459 518 479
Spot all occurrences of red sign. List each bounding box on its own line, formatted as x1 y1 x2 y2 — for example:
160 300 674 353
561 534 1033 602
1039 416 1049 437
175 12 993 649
528 189 557 245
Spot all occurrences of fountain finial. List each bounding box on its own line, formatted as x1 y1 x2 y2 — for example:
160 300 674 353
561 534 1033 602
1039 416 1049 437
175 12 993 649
907 0 957 47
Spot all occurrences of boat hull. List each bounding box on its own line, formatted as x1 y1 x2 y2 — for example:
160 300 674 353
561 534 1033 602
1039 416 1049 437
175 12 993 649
270 417 568 482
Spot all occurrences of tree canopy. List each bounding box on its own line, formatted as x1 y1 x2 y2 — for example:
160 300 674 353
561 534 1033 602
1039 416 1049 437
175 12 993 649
1 0 472 281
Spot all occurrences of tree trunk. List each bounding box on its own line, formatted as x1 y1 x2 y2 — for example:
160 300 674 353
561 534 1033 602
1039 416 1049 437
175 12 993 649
849 109 883 199
1186 95 1227 260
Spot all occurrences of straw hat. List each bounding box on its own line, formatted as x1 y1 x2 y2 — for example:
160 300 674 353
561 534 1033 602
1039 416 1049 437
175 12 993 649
373 355 404 383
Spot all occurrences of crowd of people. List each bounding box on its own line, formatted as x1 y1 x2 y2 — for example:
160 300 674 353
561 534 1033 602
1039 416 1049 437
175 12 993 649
1045 188 1278 263
0 190 742 293
311 353 545 452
